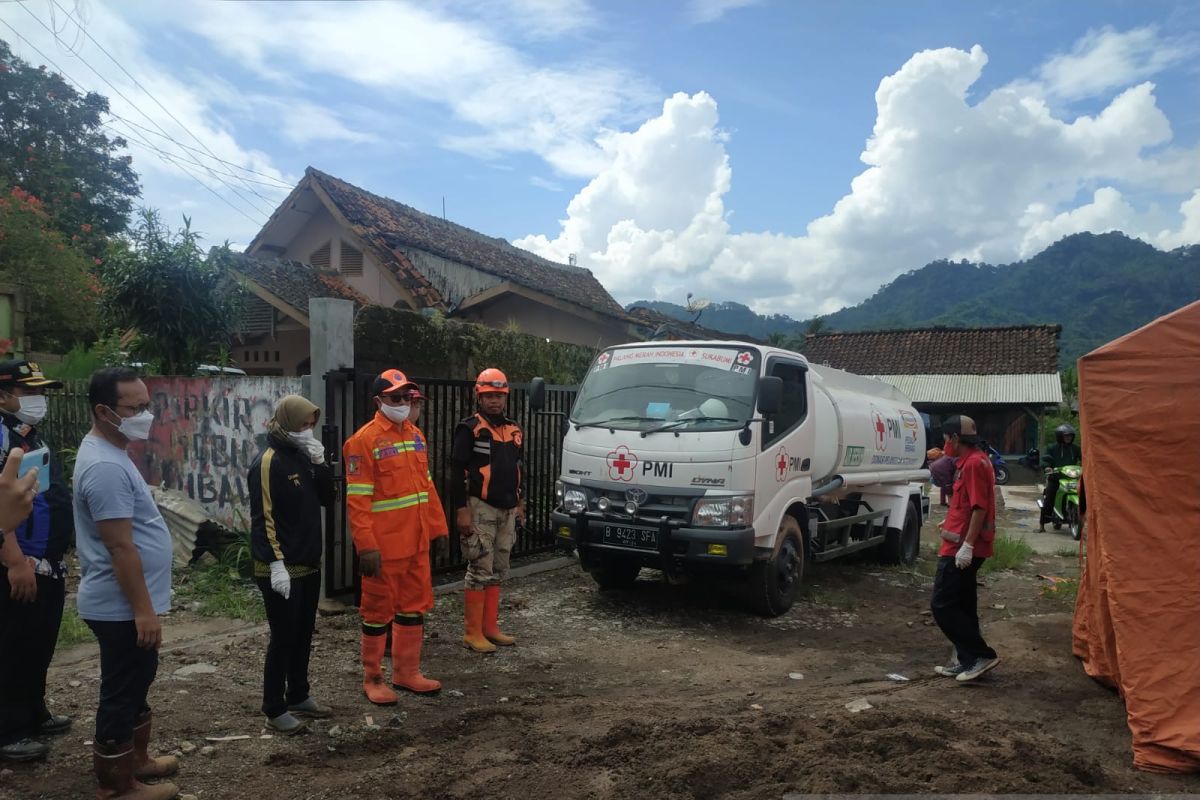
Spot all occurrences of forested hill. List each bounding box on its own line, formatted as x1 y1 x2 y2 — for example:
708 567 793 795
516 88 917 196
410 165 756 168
629 232 1200 366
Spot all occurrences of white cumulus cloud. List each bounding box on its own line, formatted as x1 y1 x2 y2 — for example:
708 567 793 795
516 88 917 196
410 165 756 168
517 34 1200 318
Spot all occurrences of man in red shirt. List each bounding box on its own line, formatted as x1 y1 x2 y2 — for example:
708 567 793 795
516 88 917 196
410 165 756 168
931 415 1000 682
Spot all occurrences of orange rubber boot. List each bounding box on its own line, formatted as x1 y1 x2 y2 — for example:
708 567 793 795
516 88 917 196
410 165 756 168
483 585 515 646
463 589 496 653
361 631 398 705
390 622 442 695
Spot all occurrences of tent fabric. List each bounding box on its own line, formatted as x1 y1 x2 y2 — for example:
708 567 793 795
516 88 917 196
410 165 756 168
1072 299 1200 773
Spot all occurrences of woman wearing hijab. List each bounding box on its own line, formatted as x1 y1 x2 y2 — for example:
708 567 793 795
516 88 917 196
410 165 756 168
248 395 336 733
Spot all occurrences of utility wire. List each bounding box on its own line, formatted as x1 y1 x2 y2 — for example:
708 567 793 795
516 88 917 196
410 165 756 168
0 17 264 225
17 1 275 219
45 0 287 209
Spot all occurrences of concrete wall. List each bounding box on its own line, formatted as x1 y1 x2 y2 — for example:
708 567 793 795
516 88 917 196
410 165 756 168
234 324 310 376
128 376 303 529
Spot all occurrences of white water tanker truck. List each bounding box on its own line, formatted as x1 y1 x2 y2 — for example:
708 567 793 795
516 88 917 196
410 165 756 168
530 341 930 616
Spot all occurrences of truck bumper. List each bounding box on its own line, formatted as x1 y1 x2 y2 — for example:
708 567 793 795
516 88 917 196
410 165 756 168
550 510 757 567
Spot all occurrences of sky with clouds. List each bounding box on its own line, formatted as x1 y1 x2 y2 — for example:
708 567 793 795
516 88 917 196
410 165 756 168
3 0 1198 318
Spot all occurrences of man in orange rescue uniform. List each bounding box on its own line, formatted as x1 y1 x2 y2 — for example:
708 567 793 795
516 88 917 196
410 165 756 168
343 370 449 704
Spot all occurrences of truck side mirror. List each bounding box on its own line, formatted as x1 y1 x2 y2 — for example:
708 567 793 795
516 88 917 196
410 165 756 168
757 376 783 414
529 377 546 412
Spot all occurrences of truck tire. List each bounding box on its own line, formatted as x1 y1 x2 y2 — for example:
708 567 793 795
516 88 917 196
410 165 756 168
879 502 921 566
747 516 805 617
587 558 642 591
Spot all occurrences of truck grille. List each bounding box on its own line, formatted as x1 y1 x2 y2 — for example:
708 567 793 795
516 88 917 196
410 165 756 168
590 489 692 522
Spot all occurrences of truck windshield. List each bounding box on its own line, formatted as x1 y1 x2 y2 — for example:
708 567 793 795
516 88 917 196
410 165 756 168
571 345 759 431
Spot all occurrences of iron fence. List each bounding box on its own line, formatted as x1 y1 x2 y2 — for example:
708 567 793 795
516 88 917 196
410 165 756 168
322 370 576 597
38 380 91 464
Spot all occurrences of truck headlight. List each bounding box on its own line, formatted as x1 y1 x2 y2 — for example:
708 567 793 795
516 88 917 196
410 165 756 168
691 494 754 527
556 481 587 514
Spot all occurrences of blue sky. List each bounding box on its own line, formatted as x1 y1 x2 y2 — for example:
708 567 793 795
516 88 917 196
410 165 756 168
4 0 1199 317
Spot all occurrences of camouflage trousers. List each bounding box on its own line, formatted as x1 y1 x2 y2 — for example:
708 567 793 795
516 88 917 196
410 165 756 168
462 497 516 590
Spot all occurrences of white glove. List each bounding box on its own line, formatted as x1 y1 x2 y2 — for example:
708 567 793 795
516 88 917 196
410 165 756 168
954 542 974 569
269 560 291 599
303 439 326 464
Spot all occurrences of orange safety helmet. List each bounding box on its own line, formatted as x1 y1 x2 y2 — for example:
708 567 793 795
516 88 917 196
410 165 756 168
475 368 509 395
372 368 417 397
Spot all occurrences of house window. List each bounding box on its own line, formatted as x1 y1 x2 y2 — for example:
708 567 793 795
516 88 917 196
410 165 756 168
310 241 331 270
340 241 363 276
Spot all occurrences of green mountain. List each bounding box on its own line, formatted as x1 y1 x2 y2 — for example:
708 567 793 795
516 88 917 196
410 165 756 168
628 300 807 340
630 232 1200 366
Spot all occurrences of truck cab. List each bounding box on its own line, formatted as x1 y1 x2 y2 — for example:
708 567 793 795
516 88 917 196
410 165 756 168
532 342 929 616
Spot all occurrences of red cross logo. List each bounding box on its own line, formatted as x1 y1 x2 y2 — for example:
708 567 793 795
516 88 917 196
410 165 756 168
737 351 752 365
775 446 789 482
689 350 699 359
873 411 887 450
607 445 638 482
597 352 610 364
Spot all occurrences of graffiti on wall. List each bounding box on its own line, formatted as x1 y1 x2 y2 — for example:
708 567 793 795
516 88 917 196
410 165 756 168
128 376 303 529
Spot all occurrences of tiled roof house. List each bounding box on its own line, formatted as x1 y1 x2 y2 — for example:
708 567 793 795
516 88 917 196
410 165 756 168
803 325 1064 453
242 167 637 351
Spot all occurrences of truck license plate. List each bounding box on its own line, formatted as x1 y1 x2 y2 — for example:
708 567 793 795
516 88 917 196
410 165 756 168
601 524 658 550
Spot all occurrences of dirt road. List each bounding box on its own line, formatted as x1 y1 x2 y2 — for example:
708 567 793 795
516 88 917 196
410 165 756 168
4 509 1197 799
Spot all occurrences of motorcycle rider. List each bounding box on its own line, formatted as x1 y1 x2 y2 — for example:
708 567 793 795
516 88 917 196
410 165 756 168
1039 424 1082 532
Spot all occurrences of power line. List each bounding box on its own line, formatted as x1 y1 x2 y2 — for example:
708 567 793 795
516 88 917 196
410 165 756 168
16 1 276 219
0 17 265 225
107 113 294 189
45 0 287 209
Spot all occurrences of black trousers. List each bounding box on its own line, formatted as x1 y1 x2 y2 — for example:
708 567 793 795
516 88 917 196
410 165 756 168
255 571 321 718
931 556 998 666
0 572 65 745
86 620 158 745
1041 474 1061 522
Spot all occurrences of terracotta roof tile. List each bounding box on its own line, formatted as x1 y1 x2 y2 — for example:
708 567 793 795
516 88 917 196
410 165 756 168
802 325 1061 375
229 252 369 317
306 168 627 319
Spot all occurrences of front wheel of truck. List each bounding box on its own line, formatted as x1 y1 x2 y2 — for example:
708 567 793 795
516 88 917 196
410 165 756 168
747 516 805 617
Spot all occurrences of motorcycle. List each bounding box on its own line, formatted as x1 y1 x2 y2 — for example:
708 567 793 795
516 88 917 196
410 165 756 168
1018 447 1040 470
980 442 1010 485
1037 464 1085 540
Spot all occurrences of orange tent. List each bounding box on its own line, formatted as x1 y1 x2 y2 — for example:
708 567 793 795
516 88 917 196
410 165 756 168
1072 298 1200 773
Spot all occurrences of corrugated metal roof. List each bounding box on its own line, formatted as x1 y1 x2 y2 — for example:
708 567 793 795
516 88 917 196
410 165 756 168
871 373 1063 405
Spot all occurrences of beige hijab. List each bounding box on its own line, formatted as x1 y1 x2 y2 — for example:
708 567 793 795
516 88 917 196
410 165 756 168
267 394 320 438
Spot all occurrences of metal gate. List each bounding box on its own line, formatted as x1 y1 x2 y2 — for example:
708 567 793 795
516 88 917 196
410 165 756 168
321 369 576 597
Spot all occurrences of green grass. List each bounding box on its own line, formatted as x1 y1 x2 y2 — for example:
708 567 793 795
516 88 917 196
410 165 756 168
56 605 95 648
803 585 859 610
979 535 1035 575
173 533 265 621
1040 576 1080 605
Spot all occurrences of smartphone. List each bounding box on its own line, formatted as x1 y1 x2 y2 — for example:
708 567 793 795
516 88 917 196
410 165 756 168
16 445 51 495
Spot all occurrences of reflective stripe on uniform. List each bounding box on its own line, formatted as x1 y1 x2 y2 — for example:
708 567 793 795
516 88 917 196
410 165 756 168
370 491 430 512
347 483 375 496
372 441 422 458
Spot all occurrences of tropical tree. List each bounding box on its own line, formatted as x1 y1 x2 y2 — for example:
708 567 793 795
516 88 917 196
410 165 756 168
0 39 140 257
0 181 99 350
99 210 244 375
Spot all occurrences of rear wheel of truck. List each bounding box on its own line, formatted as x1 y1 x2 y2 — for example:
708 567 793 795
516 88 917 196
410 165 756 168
587 557 642 591
879 502 921 566
747 516 805 617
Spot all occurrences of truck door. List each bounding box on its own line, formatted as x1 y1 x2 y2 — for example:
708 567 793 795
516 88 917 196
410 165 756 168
755 358 814 541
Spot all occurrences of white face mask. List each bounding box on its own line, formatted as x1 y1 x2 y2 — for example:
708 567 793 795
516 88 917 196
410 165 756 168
379 403 410 425
287 429 316 445
109 408 155 441
12 395 48 426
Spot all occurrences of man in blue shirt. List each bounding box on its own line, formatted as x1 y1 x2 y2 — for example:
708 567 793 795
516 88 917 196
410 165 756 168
0 360 73 763
74 368 179 800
